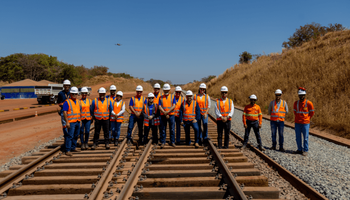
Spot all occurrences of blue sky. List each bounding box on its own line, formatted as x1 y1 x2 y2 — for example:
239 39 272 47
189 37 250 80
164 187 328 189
1 0 349 84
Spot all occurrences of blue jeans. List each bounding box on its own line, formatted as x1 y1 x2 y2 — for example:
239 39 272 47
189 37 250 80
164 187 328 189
65 122 80 152
270 121 284 148
160 115 175 144
111 121 122 139
80 120 91 144
184 121 199 144
126 114 144 143
198 114 208 141
175 116 181 143
243 120 263 147
295 123 310 152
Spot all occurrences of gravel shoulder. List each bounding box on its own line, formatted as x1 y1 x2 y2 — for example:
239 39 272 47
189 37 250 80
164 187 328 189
209 100 350 200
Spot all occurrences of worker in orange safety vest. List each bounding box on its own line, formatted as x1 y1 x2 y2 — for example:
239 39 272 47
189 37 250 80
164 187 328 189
79 87 93 150
242 94 265 151
293 87 314 156
110 91 125 146
174 86 184 144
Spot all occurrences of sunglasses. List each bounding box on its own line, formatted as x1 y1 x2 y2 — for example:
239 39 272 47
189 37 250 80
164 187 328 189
200 89 205 90
117 95 122 97
148 97 154 99
71 93 78 96
221 92 227 94
176 92 181 93
275 94 281 96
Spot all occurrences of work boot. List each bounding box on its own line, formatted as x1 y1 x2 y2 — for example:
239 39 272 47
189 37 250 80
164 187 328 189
114 139 118 146
171 143 176 147
279 148 285 152
217 138 222 149
271 146 276 150
105 143 110 150
241 145 247 150
91 144 97 150
81 144 85 150
71 149 80 152
302 152 308 156
160 143 165 149
194 143 199 148
65 152 73 156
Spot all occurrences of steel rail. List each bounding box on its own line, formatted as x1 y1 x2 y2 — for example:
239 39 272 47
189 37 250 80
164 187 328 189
89 138 127 200
207 113 327 200
0 146 61 195
207 139 248 200
116 139 153 200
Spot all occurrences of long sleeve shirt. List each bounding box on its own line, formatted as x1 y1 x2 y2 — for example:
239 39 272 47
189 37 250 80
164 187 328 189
293 99 314 124
90 98 113 119
268 100 289 115
243 104 262 125
215 98 234 119
57 90 70 108
179 101 201 122
114 100 125 116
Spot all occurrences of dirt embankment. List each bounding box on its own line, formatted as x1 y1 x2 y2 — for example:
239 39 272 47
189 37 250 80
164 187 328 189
184 30 350 139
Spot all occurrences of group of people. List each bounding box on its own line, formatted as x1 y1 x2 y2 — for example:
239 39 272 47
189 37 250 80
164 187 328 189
58 79 314 157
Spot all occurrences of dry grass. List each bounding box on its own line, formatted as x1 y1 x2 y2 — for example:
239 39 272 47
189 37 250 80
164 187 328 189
83 75 153 94
0 81 9 87
188 30 350 138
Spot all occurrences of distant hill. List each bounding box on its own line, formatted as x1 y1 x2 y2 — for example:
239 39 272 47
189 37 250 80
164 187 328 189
184 30 350 138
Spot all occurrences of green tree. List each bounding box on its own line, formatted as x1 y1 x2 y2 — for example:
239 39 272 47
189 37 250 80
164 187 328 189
239 51 252 64
282 23 345 48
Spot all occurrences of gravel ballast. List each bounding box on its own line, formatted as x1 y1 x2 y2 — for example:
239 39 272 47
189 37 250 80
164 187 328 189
209 100 350 200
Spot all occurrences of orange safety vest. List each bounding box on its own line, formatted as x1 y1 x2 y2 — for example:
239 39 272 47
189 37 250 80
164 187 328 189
66 99 81 123
107 95 116 104
270 100 287 122
153 93 162 105
183 100 196 121
110 100 125 122
94 98 110 120
216 98 232 121
174 96 184 117
80 98 92 120
294 100 314 124
144 103 158 126
243 104 262 125
194 94 209 115
160 94 174 115
131 96 145 114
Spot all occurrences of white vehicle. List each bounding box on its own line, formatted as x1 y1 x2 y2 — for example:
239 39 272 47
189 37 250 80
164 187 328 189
35 84 63 104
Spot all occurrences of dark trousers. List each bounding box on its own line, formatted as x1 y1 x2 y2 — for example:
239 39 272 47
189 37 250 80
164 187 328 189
126 114 144 143
184 121 200 145
144 125 158 144
243 120 263 147
217 120 231 148
94 119 109 145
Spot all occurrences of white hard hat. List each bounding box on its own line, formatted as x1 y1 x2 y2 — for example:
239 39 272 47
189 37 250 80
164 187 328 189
163 83 171 90
154 83 161 89
63 80 71 85
148 93 155 98
275 89 282 94
298 89 306 95
81 87 88 93
221 86 228 92
136 85 143 91
99 87 106 93
199 83 207 89
249 94 257 100
116 91 123 96
110 85 117 90
175 86 182 92
186 90 193 96
70 86 78 94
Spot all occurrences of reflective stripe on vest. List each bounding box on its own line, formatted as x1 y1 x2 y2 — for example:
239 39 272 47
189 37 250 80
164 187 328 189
161 94 174 115
67 99 81 123
94 98 110 120
296 100 312 114
216 98 232 121
270 100 286 121
80 98 92 120
144 103 157 126
183 100 196 121
195 94 208 115
174 96 183 117
111 100 124 122
132 96 145 114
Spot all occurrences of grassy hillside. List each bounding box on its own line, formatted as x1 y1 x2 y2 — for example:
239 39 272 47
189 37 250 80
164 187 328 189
184 30 350 138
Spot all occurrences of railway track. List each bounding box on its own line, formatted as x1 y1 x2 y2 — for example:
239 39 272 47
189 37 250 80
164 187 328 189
1 113 284 200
